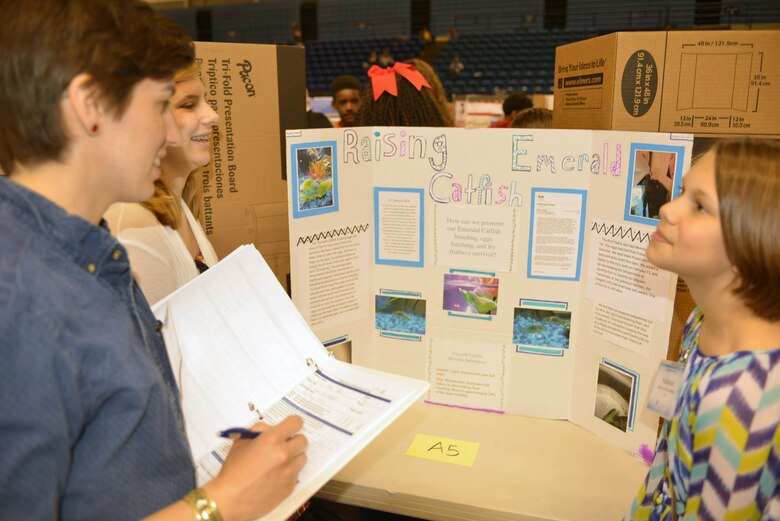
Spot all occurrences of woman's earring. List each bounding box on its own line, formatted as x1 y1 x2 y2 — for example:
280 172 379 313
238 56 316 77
91 124 99 134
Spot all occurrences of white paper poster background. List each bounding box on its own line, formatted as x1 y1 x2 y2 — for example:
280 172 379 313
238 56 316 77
434 204 515 272
292 224 372 329
287 127 693 456
585 219 673 322
569 347 662 460
592 302 654 355
425 338 509 412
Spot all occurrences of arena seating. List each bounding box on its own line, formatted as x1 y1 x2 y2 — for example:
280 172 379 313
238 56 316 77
160 0 780 98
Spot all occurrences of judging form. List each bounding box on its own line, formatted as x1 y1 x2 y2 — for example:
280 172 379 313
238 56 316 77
154 245 428 521
197 359 412 483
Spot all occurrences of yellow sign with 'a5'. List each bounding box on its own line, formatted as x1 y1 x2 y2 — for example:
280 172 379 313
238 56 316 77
405 434 480 467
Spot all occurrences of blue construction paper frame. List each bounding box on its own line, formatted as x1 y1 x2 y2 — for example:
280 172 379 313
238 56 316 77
374 187 425 267
291 141 339 219
624 143 685 226
527 188 587 281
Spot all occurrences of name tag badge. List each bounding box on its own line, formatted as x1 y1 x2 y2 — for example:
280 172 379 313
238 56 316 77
646 360 684 420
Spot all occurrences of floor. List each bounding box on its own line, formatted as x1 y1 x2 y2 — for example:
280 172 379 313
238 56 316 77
300 498 425 520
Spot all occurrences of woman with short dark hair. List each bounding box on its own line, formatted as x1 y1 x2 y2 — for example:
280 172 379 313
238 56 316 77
0 1 306 519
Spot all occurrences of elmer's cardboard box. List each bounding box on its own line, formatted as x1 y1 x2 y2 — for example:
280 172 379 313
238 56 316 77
193 42 305 291
553 30 780 137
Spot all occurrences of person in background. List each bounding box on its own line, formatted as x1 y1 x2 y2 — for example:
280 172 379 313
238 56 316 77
490 92 533 128
107 62 315 520
105 63 220 305
362 50 378 71
0 1 307 519
408 58 454 126
330 75 362 128
627 137 780 520
510 107 553 129
306 88 334 129
448 54 464 78
291 22 304 46
378 49 395 67
358 62 445 127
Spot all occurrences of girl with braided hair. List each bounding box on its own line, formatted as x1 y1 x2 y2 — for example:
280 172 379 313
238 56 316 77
358 62 447 127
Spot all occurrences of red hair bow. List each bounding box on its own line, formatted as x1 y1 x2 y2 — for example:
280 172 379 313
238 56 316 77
368 63 431 101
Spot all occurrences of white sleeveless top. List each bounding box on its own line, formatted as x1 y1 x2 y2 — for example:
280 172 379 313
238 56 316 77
104 200 219 305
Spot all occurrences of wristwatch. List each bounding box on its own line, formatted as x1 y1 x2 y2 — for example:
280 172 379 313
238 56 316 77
183 488 224 521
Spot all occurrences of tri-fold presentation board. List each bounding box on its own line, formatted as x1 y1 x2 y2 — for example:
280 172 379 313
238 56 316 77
286 127 694 458
191 41 306 292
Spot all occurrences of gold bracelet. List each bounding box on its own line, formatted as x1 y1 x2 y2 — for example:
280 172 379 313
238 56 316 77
183 488 224 521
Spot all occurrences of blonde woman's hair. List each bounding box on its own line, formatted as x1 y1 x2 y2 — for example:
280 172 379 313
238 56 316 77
141 62 204 228
408 59 454 127
510 107 553 129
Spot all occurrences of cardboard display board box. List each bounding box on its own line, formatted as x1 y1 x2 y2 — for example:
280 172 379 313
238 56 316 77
193 42 306 292
553 30 780 137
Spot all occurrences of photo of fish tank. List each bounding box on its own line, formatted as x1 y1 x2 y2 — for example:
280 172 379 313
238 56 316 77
442 274 499 316
296 146 334 211
375 295 426 335
594 362 633 432
512 308 571 348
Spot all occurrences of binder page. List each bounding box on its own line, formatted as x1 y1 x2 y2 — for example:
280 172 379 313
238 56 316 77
154 245 323 459
259 357 427 520
153 245 428 521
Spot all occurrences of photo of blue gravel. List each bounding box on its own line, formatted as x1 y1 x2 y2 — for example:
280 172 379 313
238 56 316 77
375 295 426 335
512 308 571 348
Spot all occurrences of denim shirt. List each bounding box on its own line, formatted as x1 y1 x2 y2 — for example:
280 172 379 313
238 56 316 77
0 177 195 520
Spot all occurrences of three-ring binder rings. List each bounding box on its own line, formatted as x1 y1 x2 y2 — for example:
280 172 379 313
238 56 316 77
153 245 429 521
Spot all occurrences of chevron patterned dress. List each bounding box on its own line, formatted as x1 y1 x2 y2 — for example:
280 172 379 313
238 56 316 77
627 308 780 520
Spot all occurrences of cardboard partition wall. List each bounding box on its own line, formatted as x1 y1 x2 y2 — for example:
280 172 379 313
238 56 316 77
553 30 780 138
193 42 306 291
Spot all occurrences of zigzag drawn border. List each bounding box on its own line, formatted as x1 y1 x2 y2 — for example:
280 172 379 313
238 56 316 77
296 223 370 245
590 221 651 243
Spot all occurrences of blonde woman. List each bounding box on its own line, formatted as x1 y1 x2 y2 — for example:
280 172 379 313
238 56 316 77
409 58 454 126
105 62 314 520
105 63 219 305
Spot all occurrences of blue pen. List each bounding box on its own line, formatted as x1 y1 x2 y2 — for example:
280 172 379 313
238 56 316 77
218 427 261 440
